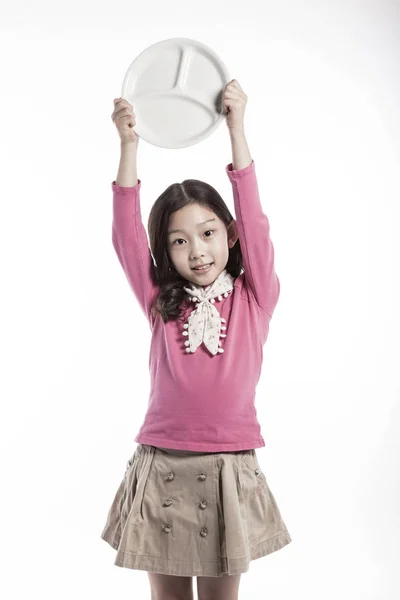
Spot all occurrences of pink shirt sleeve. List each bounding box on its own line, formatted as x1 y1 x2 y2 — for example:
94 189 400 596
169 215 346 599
226 159 280 317
111 179 159 326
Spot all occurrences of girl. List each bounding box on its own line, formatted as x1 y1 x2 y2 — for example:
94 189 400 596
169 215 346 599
101 80 291 600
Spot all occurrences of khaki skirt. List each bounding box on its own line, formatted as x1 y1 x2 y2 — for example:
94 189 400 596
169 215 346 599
101 444 291 577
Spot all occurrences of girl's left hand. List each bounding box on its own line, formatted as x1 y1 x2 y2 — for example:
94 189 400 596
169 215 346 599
222 79 247 132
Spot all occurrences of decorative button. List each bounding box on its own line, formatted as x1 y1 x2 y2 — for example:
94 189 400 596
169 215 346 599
166 471 175 481
124 457 133 476
198 473 207 481
200 527 208 537
162 524 172 533
255 468 260 476
163 498 173 507
199 500 207 509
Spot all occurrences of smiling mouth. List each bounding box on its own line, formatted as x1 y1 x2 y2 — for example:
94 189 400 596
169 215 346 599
192 263 213 271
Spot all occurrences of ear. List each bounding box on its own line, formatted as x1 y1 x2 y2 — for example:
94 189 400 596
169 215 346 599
227 219 239 249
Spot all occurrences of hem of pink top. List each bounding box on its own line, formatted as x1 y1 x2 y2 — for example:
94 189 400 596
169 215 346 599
134 435 266 452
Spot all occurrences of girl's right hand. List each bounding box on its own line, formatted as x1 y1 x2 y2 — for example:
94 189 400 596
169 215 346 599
111 98 139 145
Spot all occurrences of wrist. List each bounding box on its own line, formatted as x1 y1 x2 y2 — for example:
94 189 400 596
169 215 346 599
120 140 138 152
228 126 246 138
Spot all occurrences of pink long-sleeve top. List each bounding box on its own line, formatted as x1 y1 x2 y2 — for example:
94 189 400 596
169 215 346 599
111 159 280 451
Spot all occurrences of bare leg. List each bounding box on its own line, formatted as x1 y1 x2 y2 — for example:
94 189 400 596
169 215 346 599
197 574 242 600
148 572 194 600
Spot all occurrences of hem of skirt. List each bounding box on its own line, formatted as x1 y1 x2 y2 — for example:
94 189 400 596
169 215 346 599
101 529 120 550
100 529 292 577
134 436 266 452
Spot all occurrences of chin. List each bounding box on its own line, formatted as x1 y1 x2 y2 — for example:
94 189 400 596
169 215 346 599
193 270 221 285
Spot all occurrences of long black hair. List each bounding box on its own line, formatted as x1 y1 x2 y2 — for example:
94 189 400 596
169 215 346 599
148 178 243 323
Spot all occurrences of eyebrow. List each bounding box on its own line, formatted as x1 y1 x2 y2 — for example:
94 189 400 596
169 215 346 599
168 218 217 236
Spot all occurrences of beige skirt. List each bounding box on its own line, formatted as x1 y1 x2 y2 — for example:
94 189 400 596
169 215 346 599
101 444 292 577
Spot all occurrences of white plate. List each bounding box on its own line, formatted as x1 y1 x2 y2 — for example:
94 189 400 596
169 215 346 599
121 38 230 149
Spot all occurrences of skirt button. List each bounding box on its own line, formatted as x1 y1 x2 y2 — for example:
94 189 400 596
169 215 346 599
255 468 260 476
200 527 208 537
198 473 207 481
199 500 207 509
163 498 173 507
162 524 172 533
166 471 175 481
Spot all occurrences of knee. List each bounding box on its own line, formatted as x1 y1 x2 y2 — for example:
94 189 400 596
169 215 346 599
148 572 194 600
197 574 241 600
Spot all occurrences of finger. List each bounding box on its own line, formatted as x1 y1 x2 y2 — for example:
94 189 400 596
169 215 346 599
112 110 136 124
114 99 132 110
224 83 245 96
113 107 134 120
115 105 133 114
223 98 242 107
223 89 243 100
226 79 242 92
225 79 242 90
118 115 136 126
224 82 239 93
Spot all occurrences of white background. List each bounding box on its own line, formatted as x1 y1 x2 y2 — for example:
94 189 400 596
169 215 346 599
1 1 399 599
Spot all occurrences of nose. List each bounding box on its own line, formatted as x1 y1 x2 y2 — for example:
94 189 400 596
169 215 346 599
191 251 205 260
190 240 206 260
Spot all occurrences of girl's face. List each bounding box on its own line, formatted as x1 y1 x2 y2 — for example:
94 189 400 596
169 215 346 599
167 203 238 286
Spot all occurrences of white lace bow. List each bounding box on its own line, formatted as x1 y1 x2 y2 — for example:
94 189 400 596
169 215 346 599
182 268 235 355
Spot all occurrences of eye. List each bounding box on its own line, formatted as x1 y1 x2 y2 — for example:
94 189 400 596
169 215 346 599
171 230 214 245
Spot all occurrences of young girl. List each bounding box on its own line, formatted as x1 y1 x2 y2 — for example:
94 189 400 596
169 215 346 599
101 79 291 600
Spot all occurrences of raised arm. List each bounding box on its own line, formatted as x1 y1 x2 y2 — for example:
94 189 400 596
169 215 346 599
112 141 159 326
223 80 280 317
116 140 139 186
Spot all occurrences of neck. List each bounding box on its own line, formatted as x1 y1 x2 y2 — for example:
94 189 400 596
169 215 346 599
189 268 227 291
